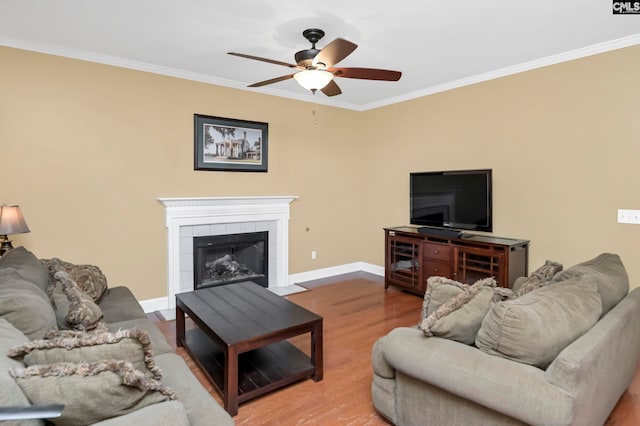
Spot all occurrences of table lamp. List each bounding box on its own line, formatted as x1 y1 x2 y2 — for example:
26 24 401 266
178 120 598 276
0 205 30 256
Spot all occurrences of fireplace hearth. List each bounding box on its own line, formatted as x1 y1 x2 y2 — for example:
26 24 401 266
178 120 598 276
193 231 268 289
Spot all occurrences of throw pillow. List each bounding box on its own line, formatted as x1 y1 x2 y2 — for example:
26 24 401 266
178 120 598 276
43 257 108 302
54 270 104 331
8 328 162 379
512 260 563 298
475 275 601 369
421 276 468 320
550 253 628 315
11 360 175 426
419 277 496 344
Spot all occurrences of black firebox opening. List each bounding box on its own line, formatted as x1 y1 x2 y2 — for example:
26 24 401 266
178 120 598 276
193 231 268 289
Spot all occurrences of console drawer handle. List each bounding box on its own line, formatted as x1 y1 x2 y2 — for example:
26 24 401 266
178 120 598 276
434 268 439 272
434 250 439 254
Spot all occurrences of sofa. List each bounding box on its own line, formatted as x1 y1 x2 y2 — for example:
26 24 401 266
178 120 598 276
0 247 234 426
372 253 640 426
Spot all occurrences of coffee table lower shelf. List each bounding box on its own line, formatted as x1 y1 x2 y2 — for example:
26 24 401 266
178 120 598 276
181 328 315 405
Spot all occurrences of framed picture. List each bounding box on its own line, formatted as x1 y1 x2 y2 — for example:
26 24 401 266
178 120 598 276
194 114 268 172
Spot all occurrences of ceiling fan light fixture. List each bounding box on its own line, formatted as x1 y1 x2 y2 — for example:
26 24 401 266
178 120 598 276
293 70 333 92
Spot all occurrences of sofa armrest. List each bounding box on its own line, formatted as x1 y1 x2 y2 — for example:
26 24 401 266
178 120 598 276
380 327 574 426
545 287 640 425
372 336 395 379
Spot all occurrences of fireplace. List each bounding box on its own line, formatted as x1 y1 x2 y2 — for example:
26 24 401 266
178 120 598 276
158 196 298 311
193 231 268 289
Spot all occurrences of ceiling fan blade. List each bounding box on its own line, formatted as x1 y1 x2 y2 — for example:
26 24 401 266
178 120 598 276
321 80 342 97
228 52 299 69
312 38 357 68
330 67 402 81
248 74 294 88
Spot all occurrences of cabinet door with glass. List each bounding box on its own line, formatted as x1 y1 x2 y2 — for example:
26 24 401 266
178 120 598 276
385 234 424 294
454 245 505 285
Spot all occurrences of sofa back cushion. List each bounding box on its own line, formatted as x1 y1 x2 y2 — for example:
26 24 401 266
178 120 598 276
551 253 628 315
0 246 50 293
476 275 601 369
0 271 57 340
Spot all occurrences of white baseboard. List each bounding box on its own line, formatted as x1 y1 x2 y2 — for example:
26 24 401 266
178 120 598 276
139 296 170 314
138 262 383 314
288 262 383 284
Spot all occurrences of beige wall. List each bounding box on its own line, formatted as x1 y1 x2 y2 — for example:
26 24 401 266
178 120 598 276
360 45 640 286
1 44 639 300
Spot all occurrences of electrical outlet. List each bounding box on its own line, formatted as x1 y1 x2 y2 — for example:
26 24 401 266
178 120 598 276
311 250 317 260
618 209 640 224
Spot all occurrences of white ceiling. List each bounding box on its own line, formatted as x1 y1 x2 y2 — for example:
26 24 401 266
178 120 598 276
1 1 639 111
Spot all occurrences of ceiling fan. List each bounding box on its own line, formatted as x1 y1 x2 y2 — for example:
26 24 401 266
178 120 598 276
228 28 402 97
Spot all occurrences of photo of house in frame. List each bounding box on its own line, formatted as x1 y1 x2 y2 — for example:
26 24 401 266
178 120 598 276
194 114 268 172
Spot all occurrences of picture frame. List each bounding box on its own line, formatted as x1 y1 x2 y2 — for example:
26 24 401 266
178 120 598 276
194 114 268 172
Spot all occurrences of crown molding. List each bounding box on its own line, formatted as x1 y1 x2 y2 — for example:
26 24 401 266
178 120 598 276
360 33 640 111
2 34 639 112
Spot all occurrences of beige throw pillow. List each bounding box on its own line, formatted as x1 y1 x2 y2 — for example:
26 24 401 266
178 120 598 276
43 257 109 302
8 328 162 379
53 270 104 331
476 275 601 369
419 277 496 344
421 276 468 320
512 260 563 298
12 360 175 426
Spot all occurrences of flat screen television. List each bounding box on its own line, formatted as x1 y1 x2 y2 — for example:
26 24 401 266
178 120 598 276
410 169 492 232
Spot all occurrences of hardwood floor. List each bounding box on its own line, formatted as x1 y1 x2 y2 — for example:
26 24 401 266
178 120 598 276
149 273 640 425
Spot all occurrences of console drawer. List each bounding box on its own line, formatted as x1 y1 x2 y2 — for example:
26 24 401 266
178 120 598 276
423 242 451 261
423 260 452 278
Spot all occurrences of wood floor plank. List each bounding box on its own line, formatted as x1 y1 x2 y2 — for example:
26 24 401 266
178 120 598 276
150 274 640 425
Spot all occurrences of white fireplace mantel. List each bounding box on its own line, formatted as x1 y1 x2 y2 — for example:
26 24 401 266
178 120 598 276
159 196 298 309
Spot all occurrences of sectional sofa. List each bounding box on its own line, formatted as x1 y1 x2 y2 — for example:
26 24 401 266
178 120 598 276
0 246 234 425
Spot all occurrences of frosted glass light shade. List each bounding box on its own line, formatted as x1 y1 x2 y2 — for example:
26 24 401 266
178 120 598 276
0 205 30 235
293 70 333 91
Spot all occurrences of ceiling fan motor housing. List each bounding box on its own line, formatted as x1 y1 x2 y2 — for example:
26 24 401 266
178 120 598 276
295 49 321 68
296 29 326 68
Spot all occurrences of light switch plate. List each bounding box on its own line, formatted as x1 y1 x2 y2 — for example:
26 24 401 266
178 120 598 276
618 209 640 224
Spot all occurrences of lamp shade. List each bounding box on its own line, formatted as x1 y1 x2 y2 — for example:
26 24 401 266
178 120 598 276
0 205 30 235
293 70 333 91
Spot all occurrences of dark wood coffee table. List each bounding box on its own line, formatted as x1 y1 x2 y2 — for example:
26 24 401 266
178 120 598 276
175 281 323 416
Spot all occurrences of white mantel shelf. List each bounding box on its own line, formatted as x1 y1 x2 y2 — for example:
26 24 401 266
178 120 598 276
158 196 298 310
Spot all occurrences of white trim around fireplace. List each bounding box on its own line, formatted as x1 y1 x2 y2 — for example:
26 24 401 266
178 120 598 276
158 196 298 310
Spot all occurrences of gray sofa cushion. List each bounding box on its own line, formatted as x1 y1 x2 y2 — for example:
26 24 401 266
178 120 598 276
476 275 602 369
154 353 234 426
0 247 50 293
0 272 57 340
0 318 44 426
551 253 628 315
92 400 190 426
99 286 147 323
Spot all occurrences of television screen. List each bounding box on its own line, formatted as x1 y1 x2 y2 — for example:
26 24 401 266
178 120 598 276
410 169 492 232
